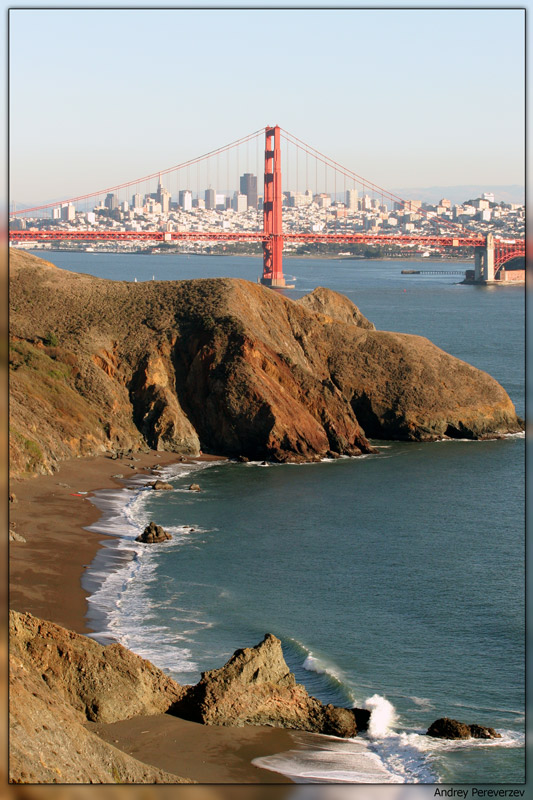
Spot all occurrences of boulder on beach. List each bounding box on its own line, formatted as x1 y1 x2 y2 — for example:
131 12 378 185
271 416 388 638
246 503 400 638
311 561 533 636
135 522 172 544
427 717 501 739
152 480 173 491
172 633 370 737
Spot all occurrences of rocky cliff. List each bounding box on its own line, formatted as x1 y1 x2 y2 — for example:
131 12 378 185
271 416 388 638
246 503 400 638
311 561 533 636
9 611 191 783
9 250 522 476
9 612 368 783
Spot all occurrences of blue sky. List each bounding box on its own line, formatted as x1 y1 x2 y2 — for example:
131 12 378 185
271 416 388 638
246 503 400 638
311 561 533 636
8 6 525 205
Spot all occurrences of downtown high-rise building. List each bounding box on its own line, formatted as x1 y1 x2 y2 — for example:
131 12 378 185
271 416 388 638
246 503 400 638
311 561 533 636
131 193 144 209
179 190 193 211
346 189 359 210
61 203 76 221
156 175 171 213
205 188 216 210
239 173 257 210
105 193 118 211
232 192 248 212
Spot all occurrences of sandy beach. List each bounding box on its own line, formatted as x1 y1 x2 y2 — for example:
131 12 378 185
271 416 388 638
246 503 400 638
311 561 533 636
8 451 295 784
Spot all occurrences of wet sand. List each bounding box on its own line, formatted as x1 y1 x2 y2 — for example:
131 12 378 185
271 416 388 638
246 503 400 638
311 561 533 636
89 715 295 784
9 451 295 784
9 450 196 634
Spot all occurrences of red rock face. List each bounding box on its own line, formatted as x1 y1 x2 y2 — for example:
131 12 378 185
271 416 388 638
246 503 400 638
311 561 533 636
9 251 523 475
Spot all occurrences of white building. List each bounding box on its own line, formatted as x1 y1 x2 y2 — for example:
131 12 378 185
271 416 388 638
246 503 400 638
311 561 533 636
61 203 76 221
145 199 162 215
314 193 332 209
232 192 248 212
179 190 193 211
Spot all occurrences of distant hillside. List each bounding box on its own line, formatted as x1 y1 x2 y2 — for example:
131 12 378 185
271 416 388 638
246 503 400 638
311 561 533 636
393 185 524 206
9 250 523 477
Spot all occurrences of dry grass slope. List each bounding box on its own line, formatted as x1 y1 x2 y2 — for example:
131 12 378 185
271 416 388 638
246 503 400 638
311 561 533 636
9 249 523 477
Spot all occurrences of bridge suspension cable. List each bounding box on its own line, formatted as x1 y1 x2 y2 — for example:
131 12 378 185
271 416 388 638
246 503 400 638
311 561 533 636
10 127 265 217
279 127 476 236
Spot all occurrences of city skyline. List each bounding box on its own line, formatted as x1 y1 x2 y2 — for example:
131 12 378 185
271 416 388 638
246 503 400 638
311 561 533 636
9 8 525 206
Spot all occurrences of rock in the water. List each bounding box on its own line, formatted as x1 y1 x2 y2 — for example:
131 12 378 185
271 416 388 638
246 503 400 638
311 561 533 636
188 483 201 492
135 522 172 544
236 455 249 463
173 633 369 737
469 723 501 739
152 480 173 491
427 717 501 739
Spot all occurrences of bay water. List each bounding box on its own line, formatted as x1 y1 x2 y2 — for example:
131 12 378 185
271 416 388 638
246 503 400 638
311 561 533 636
35 251 525 784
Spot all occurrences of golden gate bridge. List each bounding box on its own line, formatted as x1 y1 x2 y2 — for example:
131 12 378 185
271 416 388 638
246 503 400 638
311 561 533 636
9 125 525 285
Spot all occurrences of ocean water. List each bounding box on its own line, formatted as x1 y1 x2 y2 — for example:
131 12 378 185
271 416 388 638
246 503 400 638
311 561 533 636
39 251 525 784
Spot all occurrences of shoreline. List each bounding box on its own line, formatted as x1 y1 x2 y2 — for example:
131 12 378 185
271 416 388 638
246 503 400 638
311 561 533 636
18 245 476 263
9 450 198 634
8 450 298 784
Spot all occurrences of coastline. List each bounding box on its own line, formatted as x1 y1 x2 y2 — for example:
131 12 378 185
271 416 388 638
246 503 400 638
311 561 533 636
9 450 192 634
20 245 475 263
8 450 298 784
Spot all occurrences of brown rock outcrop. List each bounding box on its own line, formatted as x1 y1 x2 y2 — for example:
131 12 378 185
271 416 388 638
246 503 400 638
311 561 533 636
9 611 185 724
9 250 522 475
297 286 376 329
10 611 372 783
151 480 173 490
174 633 370 737
9 610 192 783
427 717 501 739
135 521 172 544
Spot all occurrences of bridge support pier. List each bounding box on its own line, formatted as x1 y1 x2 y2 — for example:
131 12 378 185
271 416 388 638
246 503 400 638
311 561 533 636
474 233 495 283
261 125 285 287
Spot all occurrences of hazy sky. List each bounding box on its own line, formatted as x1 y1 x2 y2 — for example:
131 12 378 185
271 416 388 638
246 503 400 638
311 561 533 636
9 6 525 205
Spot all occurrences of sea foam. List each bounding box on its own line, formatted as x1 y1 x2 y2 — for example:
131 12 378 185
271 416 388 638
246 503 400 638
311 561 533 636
82 460 215 677
364 694 398 738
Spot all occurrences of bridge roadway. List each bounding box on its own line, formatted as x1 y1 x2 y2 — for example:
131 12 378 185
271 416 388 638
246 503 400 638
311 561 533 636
9 230 487 248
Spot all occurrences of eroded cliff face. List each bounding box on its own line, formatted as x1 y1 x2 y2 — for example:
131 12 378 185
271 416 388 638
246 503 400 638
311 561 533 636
9 250 522 476
9 611 192 783
9 611 370 782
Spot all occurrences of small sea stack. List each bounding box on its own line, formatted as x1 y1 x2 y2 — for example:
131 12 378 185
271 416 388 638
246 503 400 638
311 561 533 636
427 717 501 739
135 522 172 544
152 480 173 491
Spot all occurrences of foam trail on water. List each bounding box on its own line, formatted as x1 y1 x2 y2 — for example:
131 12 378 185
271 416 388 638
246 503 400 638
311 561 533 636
82 459 219 678
364 694 398 738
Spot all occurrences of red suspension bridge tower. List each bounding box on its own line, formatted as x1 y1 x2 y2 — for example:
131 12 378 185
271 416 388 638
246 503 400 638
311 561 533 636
261 125 285 287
